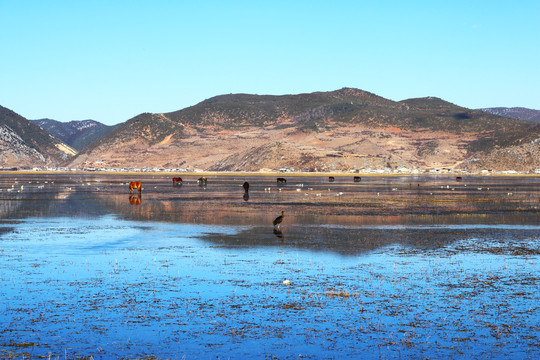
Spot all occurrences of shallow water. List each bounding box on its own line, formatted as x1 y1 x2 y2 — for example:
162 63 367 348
0 174 539 359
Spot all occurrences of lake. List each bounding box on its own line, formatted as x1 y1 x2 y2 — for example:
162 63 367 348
0 174 539 359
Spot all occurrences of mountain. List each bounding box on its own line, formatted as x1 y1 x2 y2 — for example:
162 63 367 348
31 118 116 151
0 106 77 168
65 88 540 172
478 107 540 124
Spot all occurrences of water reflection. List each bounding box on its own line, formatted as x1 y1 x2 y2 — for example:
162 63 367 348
129 194 141 205
273 227 285 240
0 174 538 254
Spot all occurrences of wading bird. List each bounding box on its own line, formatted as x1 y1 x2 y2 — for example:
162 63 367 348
273 211 285 229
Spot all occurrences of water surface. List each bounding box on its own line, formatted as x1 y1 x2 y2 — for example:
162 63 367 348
0 174 538 359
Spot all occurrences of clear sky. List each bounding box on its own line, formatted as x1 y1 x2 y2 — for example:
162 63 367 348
1 0 539 125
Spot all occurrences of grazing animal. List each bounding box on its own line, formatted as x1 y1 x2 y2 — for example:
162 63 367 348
197 177 207 184
273 211 285 228
129 181 142 194
353 176 361 182
329 176 335 182
277 177 287 184
172 177 183 186
129 194 141 205
456 176 462 181
243 181 249 193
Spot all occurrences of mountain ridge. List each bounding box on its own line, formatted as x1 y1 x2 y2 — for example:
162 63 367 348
31 118 116 151
0 106 76 167
68 88 540 172
3 88 539 171
478 107 540 124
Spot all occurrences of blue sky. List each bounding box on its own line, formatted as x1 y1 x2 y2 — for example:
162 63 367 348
1 0 539 125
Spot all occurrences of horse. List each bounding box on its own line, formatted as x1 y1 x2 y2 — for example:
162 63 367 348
329 176 335 182
353 176 361 182
129 181 142 194
172 177 183 186
277 177 287 184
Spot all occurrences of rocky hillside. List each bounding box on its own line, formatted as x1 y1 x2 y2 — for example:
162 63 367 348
65 88 540 172
0 106 76 168
32 118 116 151
461 138 540 172
479 107 540 124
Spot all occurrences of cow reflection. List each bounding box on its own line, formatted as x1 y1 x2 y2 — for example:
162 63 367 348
129 194 142 205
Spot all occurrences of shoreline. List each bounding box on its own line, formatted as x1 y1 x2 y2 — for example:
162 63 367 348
0 170 539 177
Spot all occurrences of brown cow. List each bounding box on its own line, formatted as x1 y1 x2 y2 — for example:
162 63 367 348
173 177 183 186
197 177 208 186
129 181 142 194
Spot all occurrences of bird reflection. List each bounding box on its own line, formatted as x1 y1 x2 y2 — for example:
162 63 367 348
273 227 285 241
129 194 141 205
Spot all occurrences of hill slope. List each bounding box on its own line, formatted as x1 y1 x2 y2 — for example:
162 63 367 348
32 118 116 151
0 106 77 167
69 88 540 172
478 107 540 124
